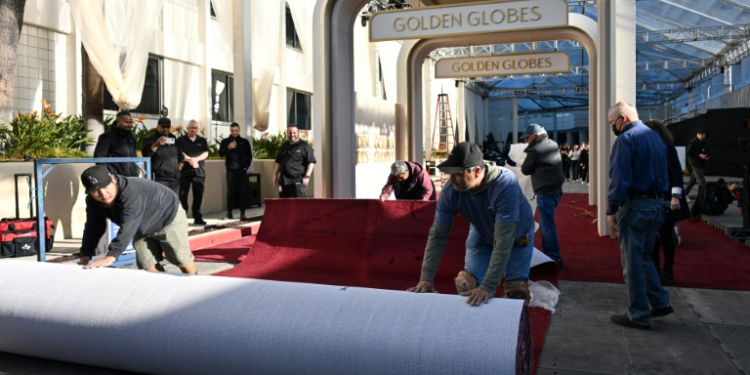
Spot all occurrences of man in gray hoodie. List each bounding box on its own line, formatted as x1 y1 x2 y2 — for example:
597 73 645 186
408 142 535 305
521 124 565 268
77 165 196 274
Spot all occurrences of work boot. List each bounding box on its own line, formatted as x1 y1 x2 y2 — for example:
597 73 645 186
454 270 477 294
503 280 531 302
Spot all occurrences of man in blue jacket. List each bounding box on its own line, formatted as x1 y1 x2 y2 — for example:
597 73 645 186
607 101 673 329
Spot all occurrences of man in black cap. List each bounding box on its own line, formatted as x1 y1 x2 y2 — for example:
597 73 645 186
520 123 565 268
142 117 183 196
77 165 197 274
407 142 535 306
94 110 140 177
219 122 253 220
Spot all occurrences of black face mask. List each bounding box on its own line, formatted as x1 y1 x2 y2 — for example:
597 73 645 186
611 123 621 137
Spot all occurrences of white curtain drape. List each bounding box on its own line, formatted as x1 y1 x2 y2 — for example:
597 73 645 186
251 0 284 132
211 0 233 52
286 0 312 72
70 0 164 110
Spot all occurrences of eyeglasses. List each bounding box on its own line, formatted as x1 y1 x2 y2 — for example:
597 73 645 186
609 116 622 126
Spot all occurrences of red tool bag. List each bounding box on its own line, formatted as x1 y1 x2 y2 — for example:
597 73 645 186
0 217 54 258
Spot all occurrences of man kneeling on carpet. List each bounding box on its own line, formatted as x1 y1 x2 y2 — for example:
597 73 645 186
77 165 197 274
408 142 535 306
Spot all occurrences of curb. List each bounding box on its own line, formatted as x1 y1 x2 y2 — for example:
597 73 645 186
189 221 261 251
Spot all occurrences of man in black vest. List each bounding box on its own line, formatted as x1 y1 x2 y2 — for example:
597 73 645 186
177 120 209 225
219 122 253 220
142 117 183 196
94 110 140 177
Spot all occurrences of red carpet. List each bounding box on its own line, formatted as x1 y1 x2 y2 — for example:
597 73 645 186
192 235 256 263
216 199 557 375
551 193 750 290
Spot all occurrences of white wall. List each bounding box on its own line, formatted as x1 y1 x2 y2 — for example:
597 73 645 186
354 93 396 199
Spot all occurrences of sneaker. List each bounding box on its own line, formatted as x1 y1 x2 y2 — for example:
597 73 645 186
194 219 207 225
610 314 650 330
651 305 674 318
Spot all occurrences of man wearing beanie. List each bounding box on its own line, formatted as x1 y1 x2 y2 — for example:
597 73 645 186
408 142 535 305
142 117 183 196
520 124 565 268
77 165 196 274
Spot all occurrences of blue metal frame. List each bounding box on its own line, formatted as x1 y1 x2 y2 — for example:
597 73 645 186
33 157 151 264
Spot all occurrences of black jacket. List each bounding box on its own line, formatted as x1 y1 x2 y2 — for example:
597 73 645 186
687 137 707 167
142 133 183 180
275 140 316 185
94 127 139 177
521 134 565 195
80 175 180 259
218 136 253 171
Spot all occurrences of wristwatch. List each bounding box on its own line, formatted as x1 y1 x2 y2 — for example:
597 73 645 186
672 194 681 199
304 175 310 178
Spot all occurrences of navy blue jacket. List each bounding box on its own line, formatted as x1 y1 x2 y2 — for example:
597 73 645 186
607 120 669 215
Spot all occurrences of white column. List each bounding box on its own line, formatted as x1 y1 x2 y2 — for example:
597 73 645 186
233 0 253 137
511 97 518 144
457 81 465 143
483 97 489 143
199 0 211 136
423 59 432 162
596 0 636 236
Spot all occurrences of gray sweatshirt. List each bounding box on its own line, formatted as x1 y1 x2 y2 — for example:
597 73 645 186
80 175 180 259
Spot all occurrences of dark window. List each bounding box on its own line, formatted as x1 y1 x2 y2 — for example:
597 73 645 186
212 71 234 122
285 5 301 50
104 57 161 115
210 1 216 18
287 89 311 130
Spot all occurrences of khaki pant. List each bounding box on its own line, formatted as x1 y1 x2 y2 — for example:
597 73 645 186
133 209 194 269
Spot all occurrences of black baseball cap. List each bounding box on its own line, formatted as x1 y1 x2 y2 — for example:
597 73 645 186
157 117 171 127
81 165 113 194
437 142 484 175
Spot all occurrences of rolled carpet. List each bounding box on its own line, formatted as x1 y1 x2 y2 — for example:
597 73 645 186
0 262 531 375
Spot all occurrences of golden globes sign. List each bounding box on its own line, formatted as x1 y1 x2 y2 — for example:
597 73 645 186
369 0 568 41
435 52 571 78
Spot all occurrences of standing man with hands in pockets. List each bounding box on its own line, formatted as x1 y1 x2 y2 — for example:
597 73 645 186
219 122 253 220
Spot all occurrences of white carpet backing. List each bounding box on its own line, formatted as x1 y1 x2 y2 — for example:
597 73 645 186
0 262 529 374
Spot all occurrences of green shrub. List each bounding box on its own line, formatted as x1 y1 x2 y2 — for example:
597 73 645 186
1 102 94 160
253 131 288 159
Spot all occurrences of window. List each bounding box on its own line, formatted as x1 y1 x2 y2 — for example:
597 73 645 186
287 89 311 130
285 5 301 50
104 56 162 115
212 71 234 123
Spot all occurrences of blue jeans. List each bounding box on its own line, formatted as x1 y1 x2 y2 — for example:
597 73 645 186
464 224 534 283
616 198 670 325
537 192 562 262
